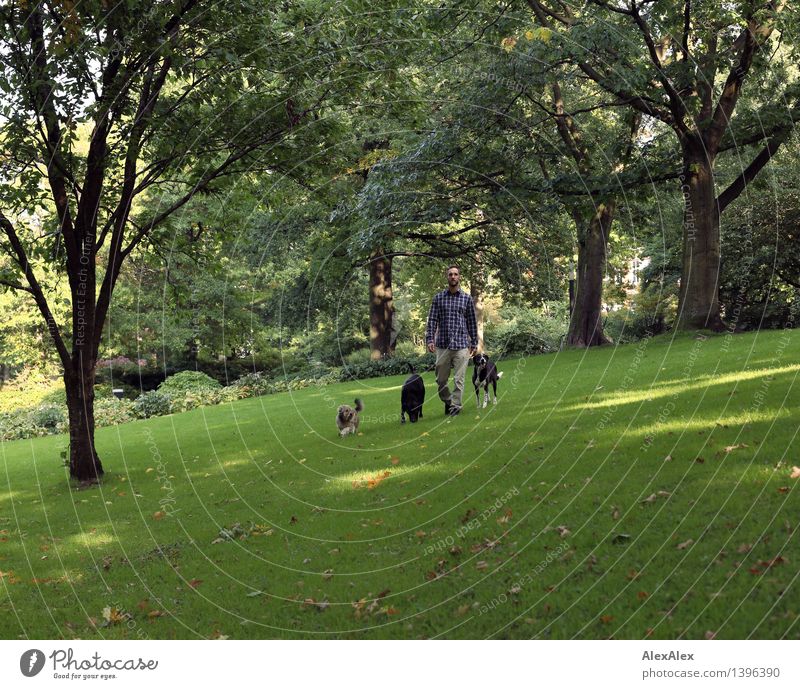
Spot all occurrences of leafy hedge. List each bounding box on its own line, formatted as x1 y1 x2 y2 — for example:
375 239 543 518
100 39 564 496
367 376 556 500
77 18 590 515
1 351 477 442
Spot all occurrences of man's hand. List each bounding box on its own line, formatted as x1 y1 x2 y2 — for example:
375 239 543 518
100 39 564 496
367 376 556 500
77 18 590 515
427 342 436 353
468 347 476 356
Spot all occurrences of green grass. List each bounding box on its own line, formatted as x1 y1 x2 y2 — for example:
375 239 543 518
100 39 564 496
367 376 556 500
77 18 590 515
1 329 799 639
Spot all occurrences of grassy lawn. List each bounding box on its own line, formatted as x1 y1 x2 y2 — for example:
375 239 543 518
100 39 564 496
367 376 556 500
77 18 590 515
1 329 799 640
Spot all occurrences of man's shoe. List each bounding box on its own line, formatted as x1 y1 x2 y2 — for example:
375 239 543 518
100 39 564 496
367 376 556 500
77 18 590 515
448 405 461 416
444 400 452 416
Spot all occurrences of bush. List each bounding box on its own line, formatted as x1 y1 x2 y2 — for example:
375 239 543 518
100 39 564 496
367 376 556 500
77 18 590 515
230 372 274 398
94 398 136 427
484 303 567 357
30 403 66 431
339 353 435 381
604 284 677 344
158 370 222 395
132 390 173 418
169 388 223 413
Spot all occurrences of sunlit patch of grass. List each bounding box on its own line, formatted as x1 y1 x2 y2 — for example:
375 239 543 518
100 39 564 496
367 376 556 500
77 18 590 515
568 362 800 412
627 409 793 438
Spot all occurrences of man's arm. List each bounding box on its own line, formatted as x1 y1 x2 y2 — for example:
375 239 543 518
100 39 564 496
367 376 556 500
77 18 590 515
466 295 478 352
425 294 439 350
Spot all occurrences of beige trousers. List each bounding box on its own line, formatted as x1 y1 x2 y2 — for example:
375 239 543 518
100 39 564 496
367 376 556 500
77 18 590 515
435 347 470 408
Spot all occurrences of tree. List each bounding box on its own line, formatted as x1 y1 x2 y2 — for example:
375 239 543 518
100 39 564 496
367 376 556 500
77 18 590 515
524 0 800 330
0 0 407 481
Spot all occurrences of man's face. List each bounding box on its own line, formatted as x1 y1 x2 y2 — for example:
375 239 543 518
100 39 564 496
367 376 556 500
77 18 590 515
447 268 460 288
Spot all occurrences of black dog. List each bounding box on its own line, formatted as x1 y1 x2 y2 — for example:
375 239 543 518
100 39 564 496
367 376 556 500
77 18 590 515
400 364 425 423
472 353 503 408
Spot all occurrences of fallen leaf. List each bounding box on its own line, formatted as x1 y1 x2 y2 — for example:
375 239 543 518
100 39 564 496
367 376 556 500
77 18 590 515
637 591 649 600
147 610 164 619
153 511 166 520
611 506 620 520
476 560 488 570
322 569 334 580
791 466 800 479
677 539 694 550
759 556 785 569
599 615 614 624
390 456 400 465
556 525 571 538
737 543 752 554
705 630 716 640
777 486 790 493
101 606 129 626
188 578 203 589
723 443 749 454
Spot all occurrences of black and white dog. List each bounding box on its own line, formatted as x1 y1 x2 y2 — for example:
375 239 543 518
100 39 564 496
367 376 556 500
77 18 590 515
472 353 503 408
400 363 425 423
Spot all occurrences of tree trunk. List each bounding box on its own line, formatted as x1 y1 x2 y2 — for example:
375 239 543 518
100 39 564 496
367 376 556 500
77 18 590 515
676 145 725 331
66 232 104 482
369 249 394 360
470 271 486 353
566 202 614 347
65 362 103 482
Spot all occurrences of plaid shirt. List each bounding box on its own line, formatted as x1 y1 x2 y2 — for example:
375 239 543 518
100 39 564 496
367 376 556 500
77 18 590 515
426 288 478 350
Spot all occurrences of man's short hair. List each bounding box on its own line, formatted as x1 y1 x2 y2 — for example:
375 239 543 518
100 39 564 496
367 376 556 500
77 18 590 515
446 264 460 274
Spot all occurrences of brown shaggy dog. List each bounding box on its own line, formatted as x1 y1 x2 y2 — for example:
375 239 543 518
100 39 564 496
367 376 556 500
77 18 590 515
336 399 363 437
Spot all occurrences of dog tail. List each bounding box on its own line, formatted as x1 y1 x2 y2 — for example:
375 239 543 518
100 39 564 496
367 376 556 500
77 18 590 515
497 371 504 378
354 398 363 412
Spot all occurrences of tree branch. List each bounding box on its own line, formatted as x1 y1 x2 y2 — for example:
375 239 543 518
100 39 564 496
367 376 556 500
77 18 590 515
0 212 70 368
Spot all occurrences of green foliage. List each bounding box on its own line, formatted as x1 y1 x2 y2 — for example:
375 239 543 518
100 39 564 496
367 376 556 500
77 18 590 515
94 398 136 427
339 353 436 381
158 371 222 396
484 303 568 357
132 390 173 419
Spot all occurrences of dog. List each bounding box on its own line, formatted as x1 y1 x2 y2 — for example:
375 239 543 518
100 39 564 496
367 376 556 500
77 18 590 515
472 353 503 408
336 399 363 437
400 363 425 423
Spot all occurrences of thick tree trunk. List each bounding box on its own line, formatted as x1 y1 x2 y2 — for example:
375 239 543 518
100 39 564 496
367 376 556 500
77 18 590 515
470 272 486 353
369 250 394 360
676 146 725 331
65 362 103 482
566 202 614 347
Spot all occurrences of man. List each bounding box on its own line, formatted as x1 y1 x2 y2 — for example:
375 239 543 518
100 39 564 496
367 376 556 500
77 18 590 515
425 265 478 416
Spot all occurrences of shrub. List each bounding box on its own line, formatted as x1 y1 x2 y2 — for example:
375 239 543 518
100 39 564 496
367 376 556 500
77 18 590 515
169 388 222 413
94 398 136 427
132 390 173 418
339 353 435 381
484 303 567 358
230 372 274 398
30 404 66 432
158 370 222 395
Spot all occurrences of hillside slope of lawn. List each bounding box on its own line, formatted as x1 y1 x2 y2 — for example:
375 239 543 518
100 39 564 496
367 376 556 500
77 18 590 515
1 329 798 640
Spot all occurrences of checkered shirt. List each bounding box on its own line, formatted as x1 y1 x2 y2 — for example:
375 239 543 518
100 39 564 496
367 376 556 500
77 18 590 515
425 288 478 350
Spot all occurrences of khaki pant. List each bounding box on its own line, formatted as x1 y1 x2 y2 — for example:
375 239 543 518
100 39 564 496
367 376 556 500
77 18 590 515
435 347 470 409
